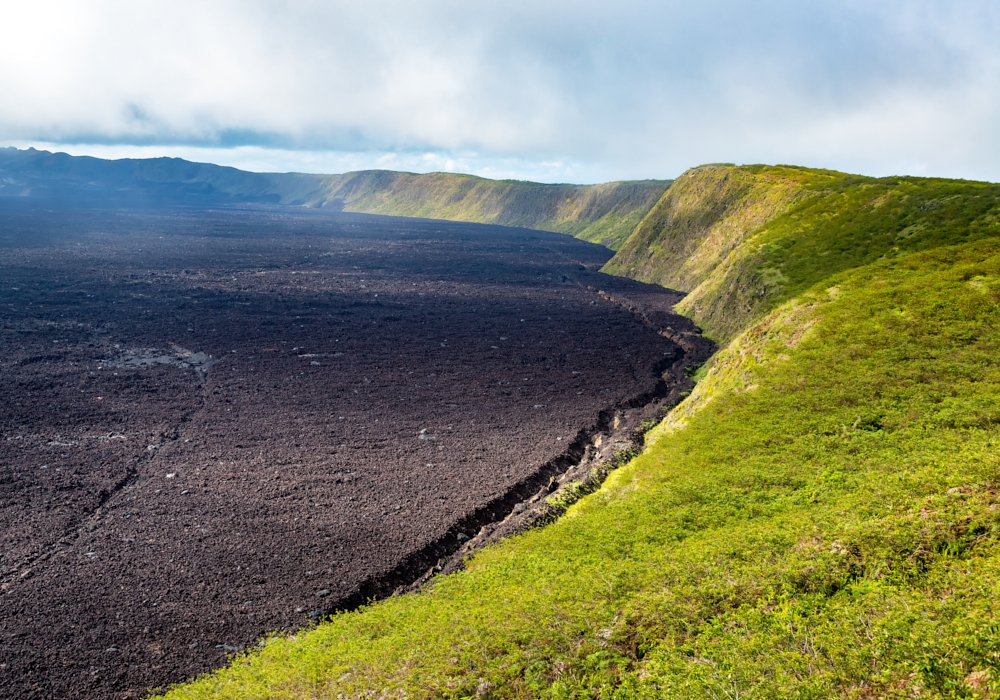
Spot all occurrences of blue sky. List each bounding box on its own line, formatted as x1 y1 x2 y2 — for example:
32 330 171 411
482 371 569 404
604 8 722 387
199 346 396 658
2 1 998 183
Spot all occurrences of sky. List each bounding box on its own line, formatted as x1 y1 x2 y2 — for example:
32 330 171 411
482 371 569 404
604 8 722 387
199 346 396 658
2 0 999 183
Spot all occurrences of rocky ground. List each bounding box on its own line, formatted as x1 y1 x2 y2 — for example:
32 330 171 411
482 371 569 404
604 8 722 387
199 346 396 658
0 202 704 699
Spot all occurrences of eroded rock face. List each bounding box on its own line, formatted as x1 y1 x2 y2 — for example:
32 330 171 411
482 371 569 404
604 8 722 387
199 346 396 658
0 204 695 700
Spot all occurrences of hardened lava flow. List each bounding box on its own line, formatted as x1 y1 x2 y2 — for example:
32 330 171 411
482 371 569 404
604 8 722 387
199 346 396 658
0 203 708 700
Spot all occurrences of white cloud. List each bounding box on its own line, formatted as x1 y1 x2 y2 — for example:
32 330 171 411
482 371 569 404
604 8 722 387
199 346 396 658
1 0 998 182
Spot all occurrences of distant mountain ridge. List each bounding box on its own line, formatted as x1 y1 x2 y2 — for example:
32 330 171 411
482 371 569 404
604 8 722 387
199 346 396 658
0 147 670 249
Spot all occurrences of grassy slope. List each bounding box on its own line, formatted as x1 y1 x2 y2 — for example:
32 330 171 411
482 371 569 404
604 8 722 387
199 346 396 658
0 149 668 249
602 164 821 291
161 170 1000 699
605 164 1000 342
312 170 670 249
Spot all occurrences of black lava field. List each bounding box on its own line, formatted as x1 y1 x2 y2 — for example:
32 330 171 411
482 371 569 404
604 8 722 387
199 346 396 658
0 203 695 699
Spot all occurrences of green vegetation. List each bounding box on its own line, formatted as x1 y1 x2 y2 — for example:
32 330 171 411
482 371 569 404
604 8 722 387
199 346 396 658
160 166 1000 699
605 164 1000 342
604 164 816 293
311 171 670 249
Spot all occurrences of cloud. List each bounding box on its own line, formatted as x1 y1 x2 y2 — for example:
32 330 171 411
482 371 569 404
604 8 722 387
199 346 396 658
1 0 998 182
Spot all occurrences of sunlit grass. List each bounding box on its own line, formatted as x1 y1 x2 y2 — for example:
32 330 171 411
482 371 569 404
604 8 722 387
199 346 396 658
606 164 1000 343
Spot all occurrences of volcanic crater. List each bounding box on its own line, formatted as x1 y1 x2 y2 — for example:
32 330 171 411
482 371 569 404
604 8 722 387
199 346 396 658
0 203 708 699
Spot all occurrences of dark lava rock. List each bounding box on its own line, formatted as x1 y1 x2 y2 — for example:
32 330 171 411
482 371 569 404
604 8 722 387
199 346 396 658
0 203 697 700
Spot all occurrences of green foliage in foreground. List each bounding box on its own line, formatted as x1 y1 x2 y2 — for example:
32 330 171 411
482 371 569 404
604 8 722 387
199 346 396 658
161 233 1000 697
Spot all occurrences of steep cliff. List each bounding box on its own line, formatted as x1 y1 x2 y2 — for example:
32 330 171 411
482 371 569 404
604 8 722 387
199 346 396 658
606 164 1000 340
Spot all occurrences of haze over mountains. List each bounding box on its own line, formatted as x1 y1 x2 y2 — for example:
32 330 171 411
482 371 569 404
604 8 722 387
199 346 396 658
0 147 669 249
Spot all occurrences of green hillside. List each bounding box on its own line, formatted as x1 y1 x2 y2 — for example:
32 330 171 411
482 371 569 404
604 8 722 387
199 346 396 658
160 167 1000 699
0 148 668 249
310 170 670 249
605 164 1000 342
